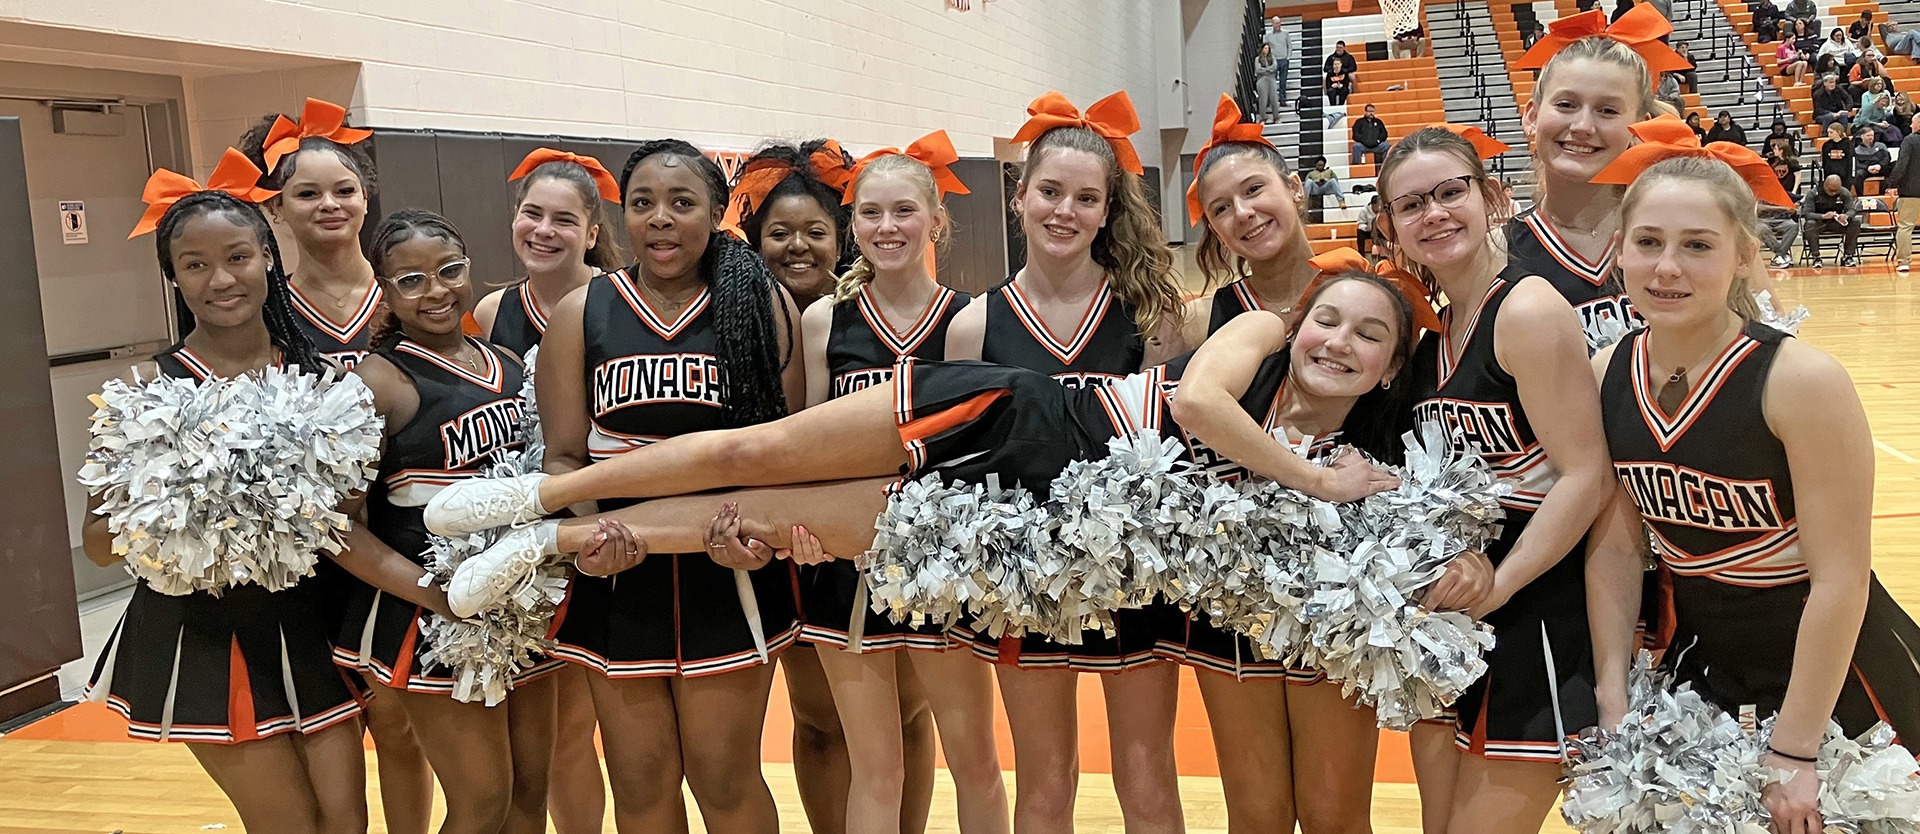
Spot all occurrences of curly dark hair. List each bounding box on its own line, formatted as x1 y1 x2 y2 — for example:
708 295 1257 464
736 139 854 269
364 208 468 351
154 192 323 371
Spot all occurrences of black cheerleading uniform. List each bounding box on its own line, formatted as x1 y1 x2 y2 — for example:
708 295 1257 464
550 268 801 678
334 337 562 692
1503 210 1640 355
801 285 968 652
1207 279 1281 334
1602 324 1920 747
959 277 1161 670
1409 277 1597 762
85 345 366 743
288 279 383 368
488 281 551 358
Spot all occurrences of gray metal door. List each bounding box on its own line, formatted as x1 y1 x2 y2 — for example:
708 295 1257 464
0 99 178 599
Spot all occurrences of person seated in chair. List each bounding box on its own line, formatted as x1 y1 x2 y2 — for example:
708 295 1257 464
1802 173 1863 268
1761 159 1804 268
1854 125 1892 194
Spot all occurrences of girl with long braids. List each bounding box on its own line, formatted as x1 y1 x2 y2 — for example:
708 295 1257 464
537 138 802 832
82 151 442 834
474 148 628 357
1510 6 1689 350
331 208 574 834
733 138 942 834
1374 127 1615 834
942 89 1192 834
789 133 1011 834
236 96 435 834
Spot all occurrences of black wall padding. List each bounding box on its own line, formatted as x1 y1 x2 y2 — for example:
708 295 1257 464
940 157 1012 295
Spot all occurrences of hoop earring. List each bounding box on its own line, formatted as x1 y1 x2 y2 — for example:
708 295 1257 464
1381 378 1393 390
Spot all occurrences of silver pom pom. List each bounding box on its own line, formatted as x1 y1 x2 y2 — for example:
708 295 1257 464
1589 308 1640 354
1754 291 1811 337
516 344 544 468
1761 719 1920 833
77 367 382 596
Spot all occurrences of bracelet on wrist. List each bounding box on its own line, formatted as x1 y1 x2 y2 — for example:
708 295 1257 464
1768 745 1819 764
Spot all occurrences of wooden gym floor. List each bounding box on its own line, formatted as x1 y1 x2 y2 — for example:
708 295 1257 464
4 266 1918 833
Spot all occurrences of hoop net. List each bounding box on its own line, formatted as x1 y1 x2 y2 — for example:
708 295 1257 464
1383 0 1422 37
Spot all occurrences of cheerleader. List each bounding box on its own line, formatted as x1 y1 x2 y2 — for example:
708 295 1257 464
1374 127 1616 834
473 148 628 355
323 209 566 834
537 139 801 832
235 98 436 834
1585 129 1920 833
941 90 1191 834
791 134 1009 834
83 153 416 834
732 139 941 834
1184 95 1319 342
1511 6 1689 351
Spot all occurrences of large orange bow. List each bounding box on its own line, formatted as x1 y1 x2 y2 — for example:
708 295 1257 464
510 148 621 203
1514 5 1692 75
1186 95 1275 223
1436 123 1513 160
1590 115 1795 207
129 148 279 238
262 98 374 173
727 140 857 226
841 131 971 205
1012 91 1144 176
1305 247 1444 333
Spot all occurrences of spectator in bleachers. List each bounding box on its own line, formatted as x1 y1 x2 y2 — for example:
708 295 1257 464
1351 104 1392 164
1324 40 1358 85
1761 158 1804 268
1814 53 1845 85
1355 193 1381 252
1849 49 1890 100
1706 111 1749 145
1802 173 1862 267
1255 44 1280 123
1656 72 1685 112
1303 155 1348 209
1267 21 1293 107
1880 20 1920 61
1672 41 1699 93
1500 178 1523 217
1523 20 1549 49
1860 78 1903 142
1392 27 1427 58
1767 119 1805 160
1611 0 1635 24
1854 125 1892 193
1892 91 1916 136
1686 112 1709 140
1576 0 1597 12
1787 0 1821 31
1815 74 1858 128
1851 10 1876 42
1777 37 1813 85
1883 130 1920 271
1822 121 1856 180
1753 0 1786 42
1325 61 1353 109
1819 28 1862 70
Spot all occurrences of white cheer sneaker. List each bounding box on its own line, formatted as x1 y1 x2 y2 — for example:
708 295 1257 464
425 472 551 536
447 520 560 618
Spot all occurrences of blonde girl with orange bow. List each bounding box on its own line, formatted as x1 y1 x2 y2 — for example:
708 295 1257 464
235 97 437 834
1510 5 1691 353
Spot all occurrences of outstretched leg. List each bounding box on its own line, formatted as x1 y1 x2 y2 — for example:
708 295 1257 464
555 479 895 558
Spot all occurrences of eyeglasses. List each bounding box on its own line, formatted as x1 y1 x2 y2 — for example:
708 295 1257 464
384 258 472 299
1387 175 1477 220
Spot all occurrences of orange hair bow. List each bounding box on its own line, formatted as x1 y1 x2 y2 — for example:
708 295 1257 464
1305 247 1444 333
510 148 621 203
262 98 374 173
1435 123 1513 160
1012 91 1145 176
1186 94 1274 223
129 148 279 238
1590 114 1795 207
729 140 857 225
841 130 971 205
1514 5 1692 75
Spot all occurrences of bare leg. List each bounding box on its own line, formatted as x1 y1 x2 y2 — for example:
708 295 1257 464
1410 721 1461 834
1101 664 1184 833
505 673 560 834
1288 681 1380 834
816 647 910 834
1441 758 1564 834
360 679 435 834
996 667 1081 834
1195 674 1297 833
894 655 937 834
191 732 331 834
554 479 894 557
674 665 782 834
541 383 908 509
587 675 691 833
290 719 373 834
905 650 1010 834
784 646 853 834
387 687 515 834
549 667 608 834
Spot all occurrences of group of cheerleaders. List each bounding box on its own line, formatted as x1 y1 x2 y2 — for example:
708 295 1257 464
77 8 1920 834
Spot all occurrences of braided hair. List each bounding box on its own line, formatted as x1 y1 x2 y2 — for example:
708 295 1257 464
737 139 855 269
155 191 324 372
364 209 468 350
236 116 379 195
619 139 792 428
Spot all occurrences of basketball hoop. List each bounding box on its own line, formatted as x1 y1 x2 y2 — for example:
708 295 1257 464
1382 0 1422 38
